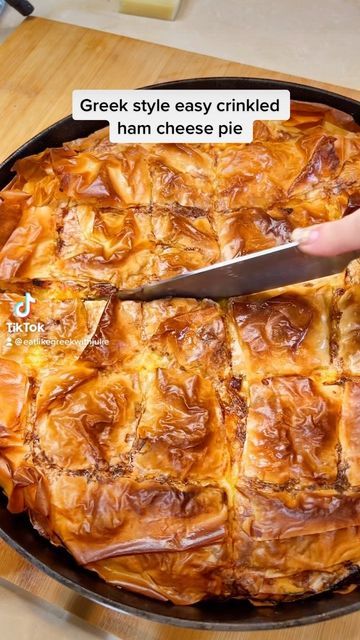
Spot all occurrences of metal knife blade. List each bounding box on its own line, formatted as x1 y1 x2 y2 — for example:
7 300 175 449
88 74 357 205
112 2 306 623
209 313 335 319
117 242 360 301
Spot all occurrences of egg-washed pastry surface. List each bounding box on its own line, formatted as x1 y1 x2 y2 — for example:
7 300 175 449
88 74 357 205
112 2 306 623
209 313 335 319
1 101 360 606
1 101 360 289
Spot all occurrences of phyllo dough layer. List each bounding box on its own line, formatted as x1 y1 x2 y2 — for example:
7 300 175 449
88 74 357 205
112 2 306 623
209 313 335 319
1 101 359 288
1 101 360 605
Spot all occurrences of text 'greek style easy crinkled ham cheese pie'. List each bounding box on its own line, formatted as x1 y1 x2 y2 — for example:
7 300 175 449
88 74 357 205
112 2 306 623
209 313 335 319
1 101 360 605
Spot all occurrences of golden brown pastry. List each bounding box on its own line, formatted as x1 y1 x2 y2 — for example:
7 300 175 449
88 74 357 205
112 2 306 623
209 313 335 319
228 283 332 379
0 101 360 606
240 376 341 486
340 381 360 486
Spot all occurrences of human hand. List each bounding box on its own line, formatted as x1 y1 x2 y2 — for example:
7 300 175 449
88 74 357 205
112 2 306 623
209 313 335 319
292 209 360 256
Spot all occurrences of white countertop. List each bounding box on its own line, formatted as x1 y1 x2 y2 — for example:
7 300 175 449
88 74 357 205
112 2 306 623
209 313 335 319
0 0 359 90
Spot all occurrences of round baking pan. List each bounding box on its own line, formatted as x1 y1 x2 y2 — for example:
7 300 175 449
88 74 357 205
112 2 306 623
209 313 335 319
1 77 360 631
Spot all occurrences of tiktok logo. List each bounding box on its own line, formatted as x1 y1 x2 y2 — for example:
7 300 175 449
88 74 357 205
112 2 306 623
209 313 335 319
13 292 36 318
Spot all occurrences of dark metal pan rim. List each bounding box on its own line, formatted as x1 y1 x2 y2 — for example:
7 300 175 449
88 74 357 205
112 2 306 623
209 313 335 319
0 76 360 630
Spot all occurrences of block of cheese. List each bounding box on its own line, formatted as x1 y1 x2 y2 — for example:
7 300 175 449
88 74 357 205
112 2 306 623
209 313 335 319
119 0 181 20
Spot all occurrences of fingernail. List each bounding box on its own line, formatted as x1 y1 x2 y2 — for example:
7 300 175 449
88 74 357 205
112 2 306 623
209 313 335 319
292 227 320 244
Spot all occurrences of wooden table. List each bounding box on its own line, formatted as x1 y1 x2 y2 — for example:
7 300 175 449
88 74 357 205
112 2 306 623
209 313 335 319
0 16 360 640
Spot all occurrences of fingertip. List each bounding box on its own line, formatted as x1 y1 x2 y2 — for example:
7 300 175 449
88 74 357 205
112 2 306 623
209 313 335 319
291 227 321 248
